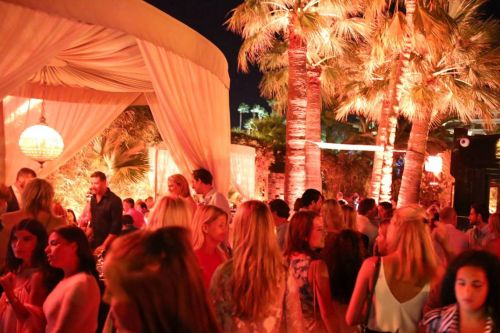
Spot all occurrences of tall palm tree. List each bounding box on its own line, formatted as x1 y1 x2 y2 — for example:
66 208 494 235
306 64 322 190
398 0 500 206
238 102 250 129
229 0 369 205
336 0 449 203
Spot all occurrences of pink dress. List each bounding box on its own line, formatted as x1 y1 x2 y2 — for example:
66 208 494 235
43 272 100 333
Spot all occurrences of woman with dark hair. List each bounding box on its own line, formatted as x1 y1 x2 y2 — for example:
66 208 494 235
66 209 77 226
0 219 59 333
103 227 221 333
0 179 65 268
421 250 500 332
44 226 100 333
285 210 335 332
321 230 366 332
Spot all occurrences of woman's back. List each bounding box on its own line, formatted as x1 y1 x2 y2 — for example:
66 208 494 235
210 260 286 333
369 256 430 333
43 272 100 333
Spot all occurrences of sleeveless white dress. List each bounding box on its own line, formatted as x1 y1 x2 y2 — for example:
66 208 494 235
368 258 430 333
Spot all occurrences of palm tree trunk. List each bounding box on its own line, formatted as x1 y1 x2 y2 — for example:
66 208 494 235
305 65 322 191
398 111 431 207
239 112 242 130
370 99 389 200
377 0 417 203
285 20 308 207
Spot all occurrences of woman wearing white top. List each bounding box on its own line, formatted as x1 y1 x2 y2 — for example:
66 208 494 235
346 205 442 333
44 226 100 333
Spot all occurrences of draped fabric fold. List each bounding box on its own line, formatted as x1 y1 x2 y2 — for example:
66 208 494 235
0 0 231 194
0 2 94 99
230 144 256 199
139 40 230 194
3 93 139 182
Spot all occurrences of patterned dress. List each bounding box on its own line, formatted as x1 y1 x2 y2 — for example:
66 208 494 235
288 252 326 333
210 260 287 333
422 304 494 333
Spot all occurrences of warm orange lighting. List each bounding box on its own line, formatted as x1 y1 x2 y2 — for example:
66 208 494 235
19 123 64 167
424 155 442 174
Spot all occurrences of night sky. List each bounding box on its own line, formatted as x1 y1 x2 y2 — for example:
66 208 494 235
146 0 500 128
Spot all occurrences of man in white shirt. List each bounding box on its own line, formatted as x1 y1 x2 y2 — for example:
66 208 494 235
269 199 290 251
7 167 36 212
356 198 378 250
191 168 231 217
432 206 468 266
466 203 492 249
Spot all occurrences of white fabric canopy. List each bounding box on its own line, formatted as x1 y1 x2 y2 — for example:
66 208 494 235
230 144 256 199
0 0 230 193
149 145 255 199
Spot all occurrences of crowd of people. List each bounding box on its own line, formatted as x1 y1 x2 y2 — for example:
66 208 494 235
0 167 499 332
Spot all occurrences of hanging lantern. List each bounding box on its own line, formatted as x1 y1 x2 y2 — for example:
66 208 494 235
18 99 64 168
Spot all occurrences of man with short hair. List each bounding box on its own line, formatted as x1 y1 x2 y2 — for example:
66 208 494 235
299 189 323 213
378 201 393 222
122 197 145 229
432 206 468 265
192 168 231 217
89 171 122 254
467 203 491 249
356 198 378 250
7 167 36 212
269 199 290 250
145 196 155 209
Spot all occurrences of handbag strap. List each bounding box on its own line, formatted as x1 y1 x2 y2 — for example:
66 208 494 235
363 256 381 328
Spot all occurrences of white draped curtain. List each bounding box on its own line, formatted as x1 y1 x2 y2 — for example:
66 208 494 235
3 94 138 182
0 0 231 192
148 145 255 199
0 2 94 99
230 144 256 199
139 40 231 194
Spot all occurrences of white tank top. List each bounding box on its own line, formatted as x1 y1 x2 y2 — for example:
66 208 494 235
368 258 430 333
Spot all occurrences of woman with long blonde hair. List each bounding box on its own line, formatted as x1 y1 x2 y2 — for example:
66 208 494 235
341 205 357 231
146 195 192 230
192 205 228 289
347 205 441 333
168 174 197 215
321 199 344 233
210 200 293 332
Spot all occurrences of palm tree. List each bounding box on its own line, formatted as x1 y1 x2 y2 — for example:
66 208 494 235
336 0 446 203
238 102 250 129
306 64 322 190
398 0 500 206
228 0 369 205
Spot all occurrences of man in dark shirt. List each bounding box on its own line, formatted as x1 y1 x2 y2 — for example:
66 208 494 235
7 167 36 212
89 171 122 254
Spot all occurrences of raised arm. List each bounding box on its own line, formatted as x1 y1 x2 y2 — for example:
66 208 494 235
309 260 337 333
345 256 378 326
